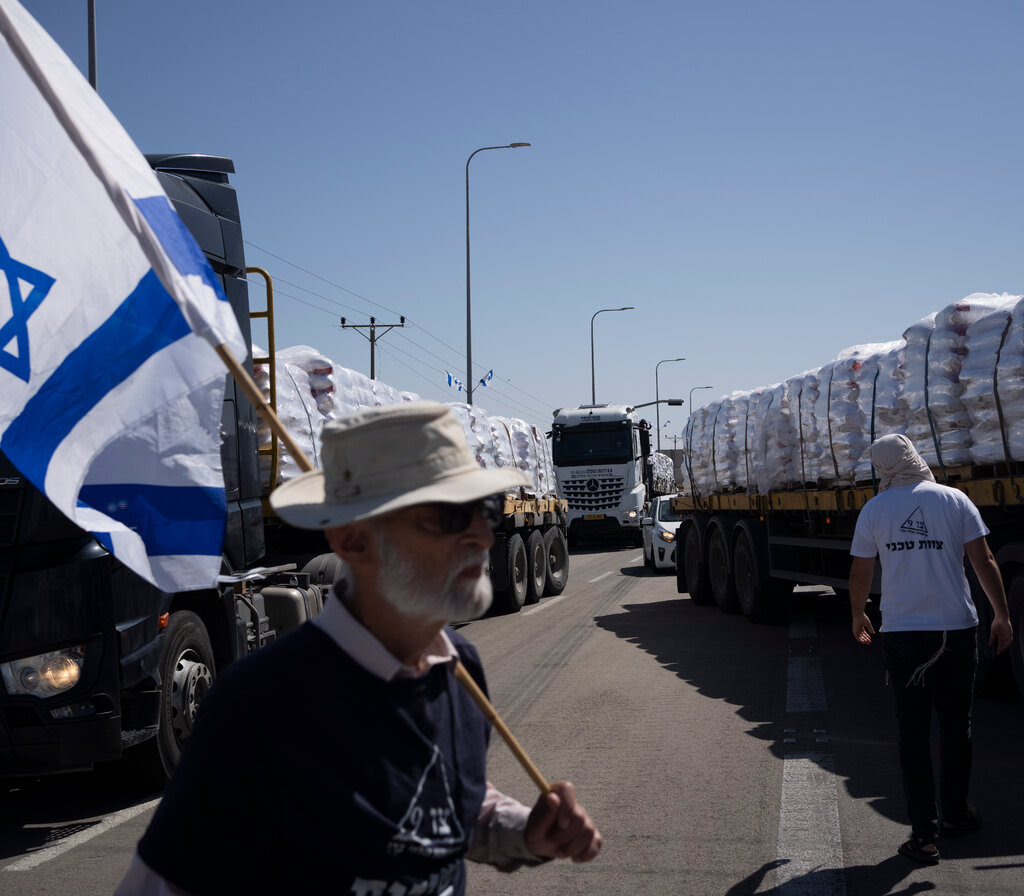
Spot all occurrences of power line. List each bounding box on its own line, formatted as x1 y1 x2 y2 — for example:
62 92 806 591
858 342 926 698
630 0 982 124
242 241 554 419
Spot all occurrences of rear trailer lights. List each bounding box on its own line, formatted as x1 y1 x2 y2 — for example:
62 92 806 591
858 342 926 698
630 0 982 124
1 646 85 697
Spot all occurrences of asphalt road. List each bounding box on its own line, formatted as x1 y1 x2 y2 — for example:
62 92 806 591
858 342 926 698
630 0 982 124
2 544 1022 895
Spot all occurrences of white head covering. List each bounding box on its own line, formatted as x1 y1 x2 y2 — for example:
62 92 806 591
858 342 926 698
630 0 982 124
870 433 936 492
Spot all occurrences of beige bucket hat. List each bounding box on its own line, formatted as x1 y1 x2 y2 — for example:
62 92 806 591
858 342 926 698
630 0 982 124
270 400 531 529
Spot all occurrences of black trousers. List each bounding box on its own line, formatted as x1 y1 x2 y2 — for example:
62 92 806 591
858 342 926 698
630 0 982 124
880 627 978 840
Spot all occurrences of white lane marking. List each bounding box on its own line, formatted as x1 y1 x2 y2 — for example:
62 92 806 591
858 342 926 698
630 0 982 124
775 753 846 894
775 613 846 895
522 593 570 616
588 571 613 583
4 798 160 872
630 553 643 564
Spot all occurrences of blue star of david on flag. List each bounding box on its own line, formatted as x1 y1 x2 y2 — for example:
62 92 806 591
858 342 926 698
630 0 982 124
0 234 53 382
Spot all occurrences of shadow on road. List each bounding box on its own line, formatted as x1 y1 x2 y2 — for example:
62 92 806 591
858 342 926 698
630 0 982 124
726 856 939 896
1 766 159 860
593 588 1024 890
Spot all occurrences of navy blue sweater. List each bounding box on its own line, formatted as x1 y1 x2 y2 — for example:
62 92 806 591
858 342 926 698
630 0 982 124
139 622 491 895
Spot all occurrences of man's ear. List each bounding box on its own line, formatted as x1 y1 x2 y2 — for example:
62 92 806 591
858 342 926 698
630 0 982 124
324 522 375 565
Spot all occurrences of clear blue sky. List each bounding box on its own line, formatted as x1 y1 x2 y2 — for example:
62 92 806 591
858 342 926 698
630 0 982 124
21 1 1023 439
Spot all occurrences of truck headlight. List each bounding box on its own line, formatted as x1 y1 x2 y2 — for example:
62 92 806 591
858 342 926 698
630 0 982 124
625 510 638 520
1 646 85 697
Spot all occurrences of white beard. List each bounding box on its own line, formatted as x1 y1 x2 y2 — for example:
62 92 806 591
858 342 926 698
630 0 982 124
375 530 493 623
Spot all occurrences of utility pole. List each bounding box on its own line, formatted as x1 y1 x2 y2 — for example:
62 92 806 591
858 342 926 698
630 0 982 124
339 316 405 380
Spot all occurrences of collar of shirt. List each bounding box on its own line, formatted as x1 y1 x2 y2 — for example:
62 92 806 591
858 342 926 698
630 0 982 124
312 591 457 681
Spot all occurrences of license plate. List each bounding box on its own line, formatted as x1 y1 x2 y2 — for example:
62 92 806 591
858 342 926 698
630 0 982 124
584 513 604 520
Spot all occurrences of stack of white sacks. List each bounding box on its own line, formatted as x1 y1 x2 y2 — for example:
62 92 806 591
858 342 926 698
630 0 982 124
252 345 558 499
682 293 1024 496
650 451 675 495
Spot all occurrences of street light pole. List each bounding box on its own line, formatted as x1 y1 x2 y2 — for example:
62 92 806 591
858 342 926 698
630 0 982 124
689 385 714 409
655 357 685 450
590 306 634 404
466 142 530 405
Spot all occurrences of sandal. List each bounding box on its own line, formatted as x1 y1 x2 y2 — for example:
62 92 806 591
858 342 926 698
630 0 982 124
942 808 981 837
898 836 940 865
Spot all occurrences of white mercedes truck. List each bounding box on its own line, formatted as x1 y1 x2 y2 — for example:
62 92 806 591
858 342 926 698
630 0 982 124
550 404 655 546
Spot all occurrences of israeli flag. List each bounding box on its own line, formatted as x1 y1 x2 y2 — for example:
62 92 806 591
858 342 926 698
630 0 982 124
0 0 246 592
478 369 494 388
446 371 463 392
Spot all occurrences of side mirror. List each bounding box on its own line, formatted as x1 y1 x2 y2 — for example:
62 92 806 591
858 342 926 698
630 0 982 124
642 517 653 526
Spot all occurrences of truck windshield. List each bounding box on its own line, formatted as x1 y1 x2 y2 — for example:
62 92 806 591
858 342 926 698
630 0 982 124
552 426 633 465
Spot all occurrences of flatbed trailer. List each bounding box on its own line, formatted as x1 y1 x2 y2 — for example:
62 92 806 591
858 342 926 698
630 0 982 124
671 467 1024 694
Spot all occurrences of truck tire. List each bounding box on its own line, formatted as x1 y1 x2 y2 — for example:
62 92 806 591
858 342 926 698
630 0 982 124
680 519 713 605
524 530 546 605
492 534 528 614
542 527 569 596
708 519 739 613
130 610 216 785
733 522 780 624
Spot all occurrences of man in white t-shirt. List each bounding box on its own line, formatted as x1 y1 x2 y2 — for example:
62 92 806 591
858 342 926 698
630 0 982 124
849 434 1012 866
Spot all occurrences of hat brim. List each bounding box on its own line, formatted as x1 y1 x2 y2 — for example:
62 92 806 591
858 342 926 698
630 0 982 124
270 465 532 530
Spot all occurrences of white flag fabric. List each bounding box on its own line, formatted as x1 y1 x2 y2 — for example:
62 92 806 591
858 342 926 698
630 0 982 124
0 0 247 592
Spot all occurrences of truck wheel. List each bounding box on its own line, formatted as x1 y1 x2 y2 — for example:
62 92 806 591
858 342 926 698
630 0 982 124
492 534 528 614
733 524 780 623
542 527 569 596
130 610 215 786
681 520 713 605
524 530 546 605
708 520 739 613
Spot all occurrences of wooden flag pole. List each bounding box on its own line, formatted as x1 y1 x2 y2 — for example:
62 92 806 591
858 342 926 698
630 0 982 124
453 661 550 792
215 343 552 793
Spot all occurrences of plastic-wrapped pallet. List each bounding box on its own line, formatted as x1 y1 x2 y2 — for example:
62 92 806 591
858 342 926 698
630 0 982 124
961 294 1024 462
710 394 743 491
683 404 715 496
448 403 558 498
902 295 1018 466
252 344 323 488
868 339 909 439
448 403 499 471
755 383 799 493
814 356 868 482
650 451 675 495
490 416 558 498
250 345 555 500
252 345 420 488
329 364 380 417
680 293 1024 496
787 370 823 483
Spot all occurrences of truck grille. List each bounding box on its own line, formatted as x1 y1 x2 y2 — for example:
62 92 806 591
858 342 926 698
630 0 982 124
561 476 624 511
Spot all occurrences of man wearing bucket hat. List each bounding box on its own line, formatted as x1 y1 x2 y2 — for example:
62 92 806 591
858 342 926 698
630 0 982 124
117 401 601 895
849 433 1012 867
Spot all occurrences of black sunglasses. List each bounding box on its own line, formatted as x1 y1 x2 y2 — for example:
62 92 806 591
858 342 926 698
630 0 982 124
428 495 503 534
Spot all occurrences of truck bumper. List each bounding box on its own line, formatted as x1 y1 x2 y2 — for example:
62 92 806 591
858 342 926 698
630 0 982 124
568 516 639 539
0 705 122 777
